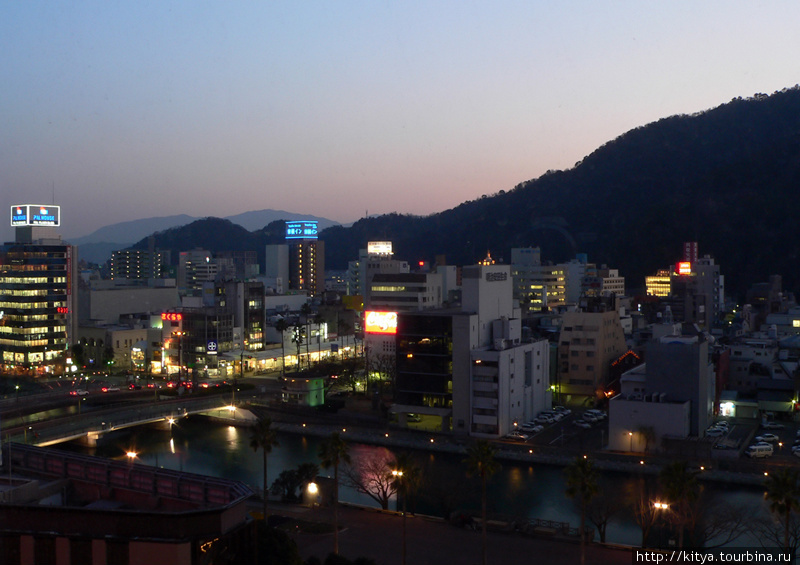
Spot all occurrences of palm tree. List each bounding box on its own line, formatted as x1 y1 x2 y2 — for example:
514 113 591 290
249 417 279 519
392 452 422 565
318 432 351 555
301 302 312 365
274 318 289 375
291 323 304 369
765 468 800 552
660 461 699 548
338 318 352 358
565 456 599 565
464 440 500 565
313 312 325 364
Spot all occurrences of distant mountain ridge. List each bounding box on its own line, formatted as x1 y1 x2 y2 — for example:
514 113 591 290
68 210 340 263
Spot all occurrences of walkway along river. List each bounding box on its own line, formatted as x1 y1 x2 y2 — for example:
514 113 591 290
52 413 773 548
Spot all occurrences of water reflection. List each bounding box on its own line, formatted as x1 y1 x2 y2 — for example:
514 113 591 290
53 417 770 547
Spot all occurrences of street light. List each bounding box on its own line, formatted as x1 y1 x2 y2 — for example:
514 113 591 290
629 431 633 452
392 469 407 565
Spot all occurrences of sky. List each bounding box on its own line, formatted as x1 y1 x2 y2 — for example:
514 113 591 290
2 1 800 241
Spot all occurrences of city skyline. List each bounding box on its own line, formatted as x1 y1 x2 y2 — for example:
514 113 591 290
3 1 800 242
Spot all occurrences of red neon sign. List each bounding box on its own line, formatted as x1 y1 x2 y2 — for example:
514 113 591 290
161 312 183 322
677 262 692 276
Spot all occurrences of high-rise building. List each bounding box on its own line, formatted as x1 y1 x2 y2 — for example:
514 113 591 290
177 249 217 292
110 249 167 280
0 206 78 376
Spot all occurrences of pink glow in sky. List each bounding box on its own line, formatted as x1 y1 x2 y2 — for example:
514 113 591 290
2 1 800 240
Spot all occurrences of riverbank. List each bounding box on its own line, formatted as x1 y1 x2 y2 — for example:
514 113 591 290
220 402 773 489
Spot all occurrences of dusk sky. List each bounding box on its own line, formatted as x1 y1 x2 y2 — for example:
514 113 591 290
2 1 799 242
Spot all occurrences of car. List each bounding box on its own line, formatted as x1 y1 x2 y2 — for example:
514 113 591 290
582 413 599 423
553 406 572 415
505 431 530 442
69 389 89 396
755 434 780 443
551 412 565 421
585 409 607 420
705 428 724 437
406 413 422 422
794 450 800 459
573 420 592 429
791 445 800 453
128 383 142 390
762 422 785 430
101 386 120 393
535 415 554 425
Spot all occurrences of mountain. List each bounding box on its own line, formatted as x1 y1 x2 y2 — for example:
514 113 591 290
69 210 340 264
318 87 800 299
124 87 800 300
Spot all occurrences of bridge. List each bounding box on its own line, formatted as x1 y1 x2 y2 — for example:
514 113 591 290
3 395 257 448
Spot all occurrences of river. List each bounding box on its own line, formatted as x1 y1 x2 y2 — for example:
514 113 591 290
54 415 771 548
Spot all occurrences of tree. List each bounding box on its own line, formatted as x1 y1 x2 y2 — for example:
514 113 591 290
637 425 656 453
464 440 500 565
292 323 305 369
586 486 624 543
271 462 319 501
301 302 313 365
275 318 289 375
338 318 352 357
319 432 351 555
764 468 800 553
660 461 700 548
565 456 599 565
628 476 659 548
392 452 422 565
314 312 325 364
343 447 397 510
249 417 279 519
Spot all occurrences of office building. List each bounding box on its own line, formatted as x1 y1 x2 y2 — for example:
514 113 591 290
0 206 78 376
393 264 550 437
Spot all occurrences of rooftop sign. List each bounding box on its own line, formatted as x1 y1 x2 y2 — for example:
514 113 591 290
11 205 60 227
286 221 318 240
365 311 397 334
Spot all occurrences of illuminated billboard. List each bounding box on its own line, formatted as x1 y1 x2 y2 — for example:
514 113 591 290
161 312 183 322
365 311 398 334
11 204 60 227
367 241 392 255
286 221 318 240
676 262 692 276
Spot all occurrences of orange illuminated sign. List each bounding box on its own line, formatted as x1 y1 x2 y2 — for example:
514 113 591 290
365 311 398 334
677 262 692 276
162 312 183 322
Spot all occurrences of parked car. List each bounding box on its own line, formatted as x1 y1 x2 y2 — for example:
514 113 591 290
755 434 780 443
585 409 607 420
535 415 554 425
505 431 530 441
582 413 599 423
573 420 592 429
406 413 422 422
762 422 785 430
705 428 724 437
745 444 773 458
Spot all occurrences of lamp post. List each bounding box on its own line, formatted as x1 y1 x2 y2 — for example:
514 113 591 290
392 469 407 565
629 431 633 452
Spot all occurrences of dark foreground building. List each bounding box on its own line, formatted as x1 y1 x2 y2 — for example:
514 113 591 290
0 444 256 565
